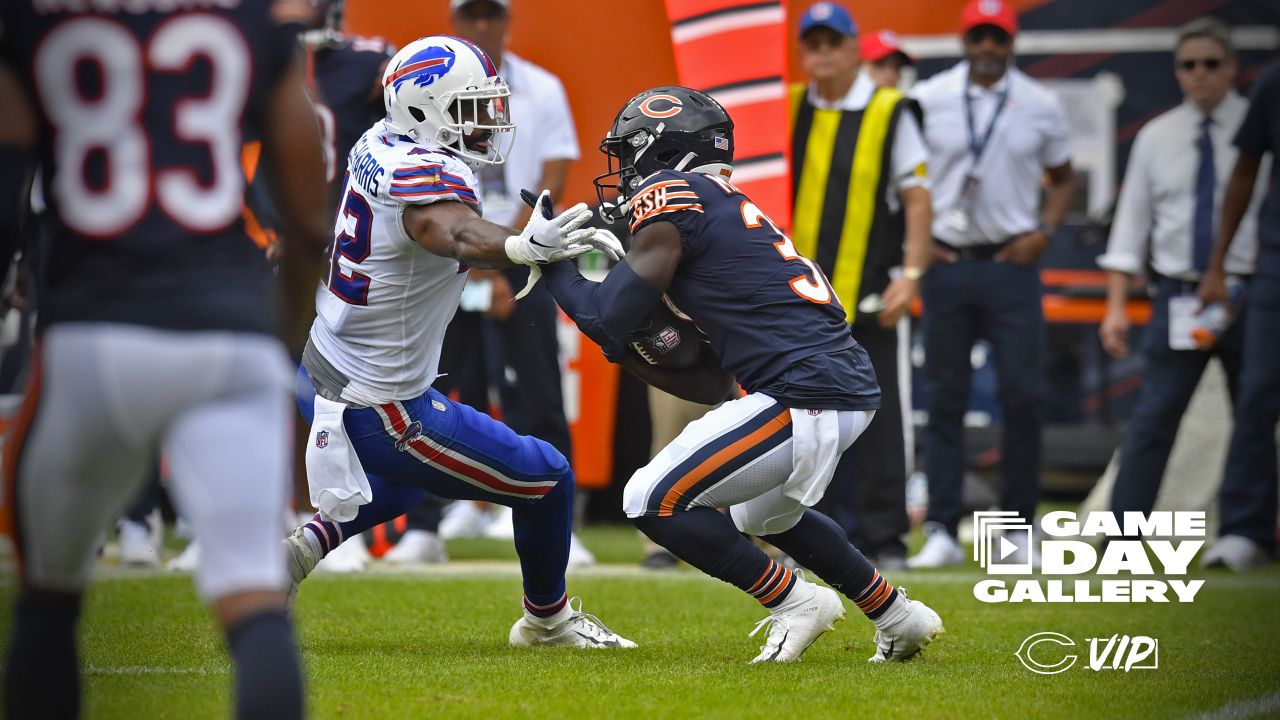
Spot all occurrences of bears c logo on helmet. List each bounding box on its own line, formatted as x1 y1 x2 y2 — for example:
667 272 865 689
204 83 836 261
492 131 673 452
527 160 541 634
638 94 683 119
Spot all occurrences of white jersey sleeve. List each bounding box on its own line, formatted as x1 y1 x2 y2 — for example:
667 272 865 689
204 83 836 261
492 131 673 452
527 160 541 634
310 124 482 406
386 150 482 209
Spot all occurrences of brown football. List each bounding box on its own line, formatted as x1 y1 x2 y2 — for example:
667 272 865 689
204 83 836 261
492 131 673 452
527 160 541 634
628 297 704 369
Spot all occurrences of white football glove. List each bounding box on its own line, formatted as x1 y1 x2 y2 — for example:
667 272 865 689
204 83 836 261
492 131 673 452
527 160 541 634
512 228 625 300
504 190 596 266
585 228 625 262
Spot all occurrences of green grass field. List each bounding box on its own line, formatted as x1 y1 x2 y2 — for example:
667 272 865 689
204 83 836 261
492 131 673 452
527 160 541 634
2 525 1279 720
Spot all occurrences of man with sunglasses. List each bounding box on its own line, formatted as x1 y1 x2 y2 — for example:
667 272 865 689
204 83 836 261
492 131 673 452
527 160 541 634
908 0 1074 568
1098 19 1264 527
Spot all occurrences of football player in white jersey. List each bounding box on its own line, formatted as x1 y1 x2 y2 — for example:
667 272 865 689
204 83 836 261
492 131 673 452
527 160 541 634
283 34 634 648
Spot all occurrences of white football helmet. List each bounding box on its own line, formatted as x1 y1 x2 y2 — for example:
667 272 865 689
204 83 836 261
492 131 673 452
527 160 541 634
382 35 514 167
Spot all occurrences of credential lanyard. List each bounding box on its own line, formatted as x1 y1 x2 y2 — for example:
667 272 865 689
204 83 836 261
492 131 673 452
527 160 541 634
964 74 1010 165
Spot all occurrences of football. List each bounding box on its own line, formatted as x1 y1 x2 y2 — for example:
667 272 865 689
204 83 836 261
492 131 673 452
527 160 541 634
627 296 704 369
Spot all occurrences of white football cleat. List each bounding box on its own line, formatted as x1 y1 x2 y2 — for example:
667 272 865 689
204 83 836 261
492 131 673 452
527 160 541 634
567 533 596 567
440 501 494 540
868 588 944 662
315 532 369 573
748 580 845 664
117 519 160 567
1200 535 1271 572
906 522 965 569
283 526 321 607
483 505 516 540
509 597 637 649
382 530 449 565
165 540 200 572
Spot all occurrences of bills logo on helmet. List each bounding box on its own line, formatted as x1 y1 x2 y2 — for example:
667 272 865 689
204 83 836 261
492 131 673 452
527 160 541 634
385 45 456 90
639 94 683 119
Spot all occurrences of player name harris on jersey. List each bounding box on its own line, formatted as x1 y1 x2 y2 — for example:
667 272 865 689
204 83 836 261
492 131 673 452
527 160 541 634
310 123 481 406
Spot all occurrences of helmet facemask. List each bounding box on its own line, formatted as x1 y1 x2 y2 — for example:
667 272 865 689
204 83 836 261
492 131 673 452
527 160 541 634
416 79 515 168
382 37 516 170
593 130 651 223
594 86 736 223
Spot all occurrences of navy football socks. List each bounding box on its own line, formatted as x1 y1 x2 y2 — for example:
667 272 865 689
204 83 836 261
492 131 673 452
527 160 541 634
763 510 899 619
226 610 303 720
635 508 795 608
4 590 81 720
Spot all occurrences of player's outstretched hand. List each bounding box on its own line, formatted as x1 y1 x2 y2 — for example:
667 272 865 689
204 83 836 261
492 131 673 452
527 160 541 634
504 189 595 265
582 228 624 262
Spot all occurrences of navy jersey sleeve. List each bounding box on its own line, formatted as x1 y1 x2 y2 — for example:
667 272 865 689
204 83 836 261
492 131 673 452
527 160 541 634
627 170 708 256
1235 63 1280 156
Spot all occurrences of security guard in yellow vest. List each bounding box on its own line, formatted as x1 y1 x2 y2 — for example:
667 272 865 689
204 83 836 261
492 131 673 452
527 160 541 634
792 2 933 569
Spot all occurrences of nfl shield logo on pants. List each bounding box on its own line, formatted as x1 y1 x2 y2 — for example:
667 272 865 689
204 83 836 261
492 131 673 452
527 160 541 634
315 430 329 449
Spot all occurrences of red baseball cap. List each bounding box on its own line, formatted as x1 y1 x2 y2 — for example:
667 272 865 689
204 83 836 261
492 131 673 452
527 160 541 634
961 0 1018 36
860 30 915 64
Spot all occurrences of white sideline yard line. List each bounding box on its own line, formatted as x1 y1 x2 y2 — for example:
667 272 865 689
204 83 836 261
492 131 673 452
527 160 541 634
1185 690 1280 720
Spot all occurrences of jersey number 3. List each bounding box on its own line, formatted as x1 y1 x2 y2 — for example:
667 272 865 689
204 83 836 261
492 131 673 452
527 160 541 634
740 201 835 306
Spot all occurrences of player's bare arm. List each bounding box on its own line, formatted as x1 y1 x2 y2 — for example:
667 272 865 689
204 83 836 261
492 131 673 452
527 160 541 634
402 192 613 269
262 48 332 354
403 199 519 268
544 219 682 335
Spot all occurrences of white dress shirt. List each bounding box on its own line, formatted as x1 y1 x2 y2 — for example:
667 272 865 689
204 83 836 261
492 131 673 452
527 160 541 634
477 52 579 227
913 62 1072 245
807 70 929 212
1097 92 1263 280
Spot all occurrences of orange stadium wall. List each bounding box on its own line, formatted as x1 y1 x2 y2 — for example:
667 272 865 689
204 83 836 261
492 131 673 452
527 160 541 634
345 0 1051 209
342 0 1053 487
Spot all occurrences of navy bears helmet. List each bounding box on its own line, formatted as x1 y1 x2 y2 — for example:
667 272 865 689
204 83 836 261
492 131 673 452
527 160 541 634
594 86 734 221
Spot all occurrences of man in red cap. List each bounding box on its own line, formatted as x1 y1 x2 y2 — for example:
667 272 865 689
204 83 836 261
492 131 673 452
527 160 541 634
908 0 1075 568
861 30 915 89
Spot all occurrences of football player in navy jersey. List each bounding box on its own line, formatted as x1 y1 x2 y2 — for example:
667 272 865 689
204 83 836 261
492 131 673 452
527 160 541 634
545 86 945 664
0 1 331 717
305 0 397 208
